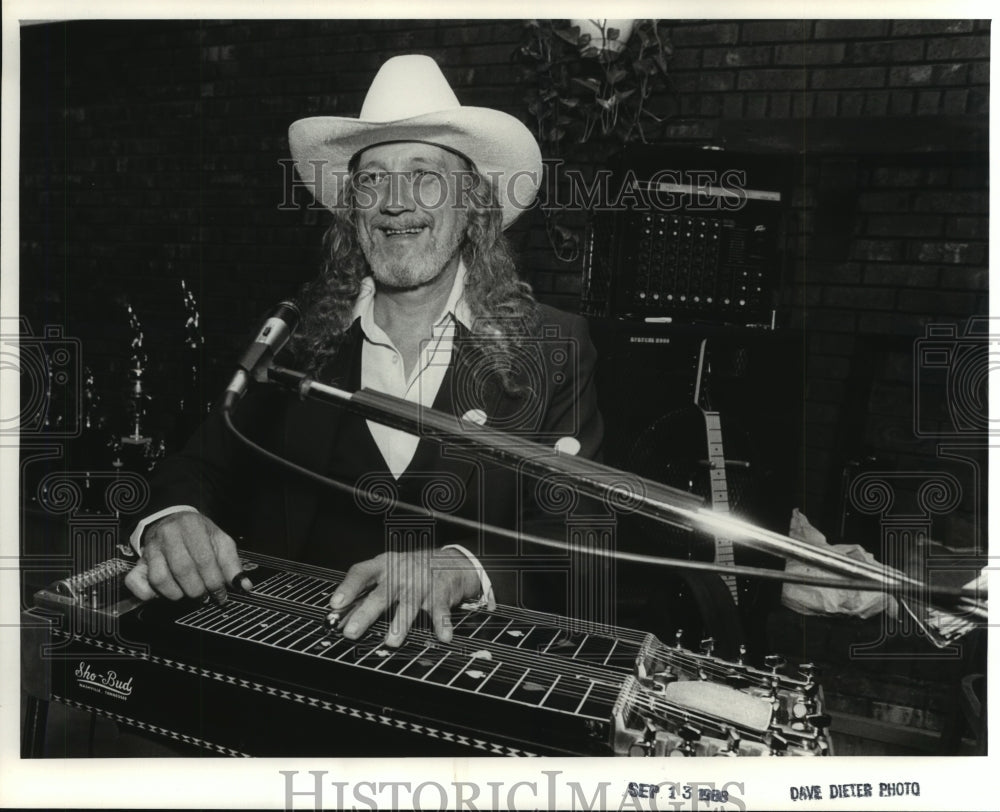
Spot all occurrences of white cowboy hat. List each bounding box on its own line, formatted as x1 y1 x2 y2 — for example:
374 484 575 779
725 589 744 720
288 54 541 229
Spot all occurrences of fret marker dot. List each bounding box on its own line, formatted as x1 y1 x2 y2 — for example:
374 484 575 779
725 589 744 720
470 650 493 661
374 649 390 658
506 630 524 637
522 681 544 692
466 670 485 679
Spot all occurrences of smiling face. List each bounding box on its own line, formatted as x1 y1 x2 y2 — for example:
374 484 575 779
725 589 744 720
353 142 471 292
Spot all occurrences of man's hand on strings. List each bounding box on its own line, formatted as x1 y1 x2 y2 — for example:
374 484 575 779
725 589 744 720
329 549 481 647
125 511 250 603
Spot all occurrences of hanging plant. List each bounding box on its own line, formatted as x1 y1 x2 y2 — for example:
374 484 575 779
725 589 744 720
517 19 672 156
515 19 673 261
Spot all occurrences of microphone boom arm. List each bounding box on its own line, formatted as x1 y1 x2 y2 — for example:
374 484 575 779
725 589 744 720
265 364 976 607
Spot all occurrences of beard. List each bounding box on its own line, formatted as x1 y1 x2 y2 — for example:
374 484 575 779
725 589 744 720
359 223 465 292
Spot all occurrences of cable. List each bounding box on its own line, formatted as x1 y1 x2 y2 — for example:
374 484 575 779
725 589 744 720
220 406 983 603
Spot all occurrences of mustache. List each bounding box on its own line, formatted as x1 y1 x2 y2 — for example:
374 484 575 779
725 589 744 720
371 219 431 231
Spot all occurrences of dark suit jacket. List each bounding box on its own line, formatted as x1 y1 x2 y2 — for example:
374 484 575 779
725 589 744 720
143 303 604 610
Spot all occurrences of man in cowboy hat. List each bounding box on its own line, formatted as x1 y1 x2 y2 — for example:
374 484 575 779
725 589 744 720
125 55 603 646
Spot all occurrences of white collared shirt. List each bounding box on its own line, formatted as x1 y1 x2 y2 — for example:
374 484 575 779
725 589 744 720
352 260 472 478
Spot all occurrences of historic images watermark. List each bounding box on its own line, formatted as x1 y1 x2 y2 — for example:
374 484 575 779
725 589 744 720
280 769 748 811
277 158 757 216
8 316 151 655
844 317 994 659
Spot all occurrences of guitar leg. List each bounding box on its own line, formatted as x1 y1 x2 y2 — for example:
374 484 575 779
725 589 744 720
21 694 49 758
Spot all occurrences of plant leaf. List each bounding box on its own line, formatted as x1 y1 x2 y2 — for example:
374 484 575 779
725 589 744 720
554 26 581 46
571 76 602 93
633 57 656 76
607 67 627 84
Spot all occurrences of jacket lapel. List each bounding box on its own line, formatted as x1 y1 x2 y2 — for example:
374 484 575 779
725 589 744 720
406 325 513 483
282 321 524 550
283 322 363 550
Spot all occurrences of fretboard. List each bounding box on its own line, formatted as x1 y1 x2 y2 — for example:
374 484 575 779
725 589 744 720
174 570 622 724
704 410 739 604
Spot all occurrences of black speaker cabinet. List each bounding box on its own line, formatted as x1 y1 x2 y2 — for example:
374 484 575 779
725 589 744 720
588 319 805 536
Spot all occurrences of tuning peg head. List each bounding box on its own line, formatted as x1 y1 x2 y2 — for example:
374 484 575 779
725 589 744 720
764 654 786 674
674 629 684 648
699 637 715 656
799 662 818 680
737 643 747 665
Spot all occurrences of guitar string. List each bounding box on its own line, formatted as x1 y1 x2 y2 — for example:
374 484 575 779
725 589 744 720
186 584 815 729
231 562 812 693
214 556 815 694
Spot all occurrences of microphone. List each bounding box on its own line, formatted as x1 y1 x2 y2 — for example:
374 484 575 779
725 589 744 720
222 300 301 411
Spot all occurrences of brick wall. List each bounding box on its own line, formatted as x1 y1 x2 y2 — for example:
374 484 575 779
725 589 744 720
19 18 989 543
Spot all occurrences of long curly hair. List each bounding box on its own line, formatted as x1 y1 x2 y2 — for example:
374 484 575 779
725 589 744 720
290 167 539 394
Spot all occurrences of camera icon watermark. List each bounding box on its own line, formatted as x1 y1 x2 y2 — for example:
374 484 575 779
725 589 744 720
913 317 999 438
418 320 581 446
1 318 83 438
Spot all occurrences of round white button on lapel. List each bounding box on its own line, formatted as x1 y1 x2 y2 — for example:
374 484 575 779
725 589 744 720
554 436 581 456
461 408 488 426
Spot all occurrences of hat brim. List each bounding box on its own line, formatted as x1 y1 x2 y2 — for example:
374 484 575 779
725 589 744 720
288 108 541 229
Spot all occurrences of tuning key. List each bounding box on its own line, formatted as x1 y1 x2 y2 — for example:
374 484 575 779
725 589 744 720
723 727 741 755
699 637 715 657
766 731 789 755
764 654 786 675
673 629 684 649
737 643 747 666
652 667 678 689
724 671 750 690
679 722 701 742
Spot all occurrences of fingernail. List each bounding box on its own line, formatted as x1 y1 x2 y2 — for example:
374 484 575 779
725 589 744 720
211 589 228 605
240 577 253 593
344 622 358 637
331 593 345 608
